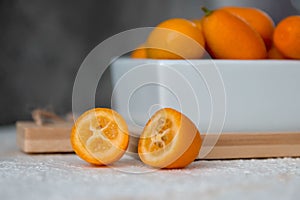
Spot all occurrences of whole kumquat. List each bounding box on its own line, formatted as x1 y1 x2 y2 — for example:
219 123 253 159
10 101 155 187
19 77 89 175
146 18 205 59
201 7 267 59
273 15 300 59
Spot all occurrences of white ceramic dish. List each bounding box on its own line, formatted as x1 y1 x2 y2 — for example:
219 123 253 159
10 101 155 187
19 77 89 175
110 57 300 135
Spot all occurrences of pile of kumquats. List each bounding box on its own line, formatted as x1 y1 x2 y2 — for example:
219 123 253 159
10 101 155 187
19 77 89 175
131 6 300 60
70 6 300 170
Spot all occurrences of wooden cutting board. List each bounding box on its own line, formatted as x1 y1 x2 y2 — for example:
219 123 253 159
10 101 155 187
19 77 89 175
16 121 73 153
16 121 300 159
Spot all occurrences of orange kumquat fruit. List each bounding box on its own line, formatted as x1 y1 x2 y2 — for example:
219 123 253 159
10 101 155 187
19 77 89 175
201 7 267 59
146 18 206 59
138 108 202 169
273 15 300 59
220 6 275 49
71 108 129 165
131 44 148 59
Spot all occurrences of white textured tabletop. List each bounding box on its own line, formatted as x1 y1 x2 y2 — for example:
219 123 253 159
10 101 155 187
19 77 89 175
0 126 300 200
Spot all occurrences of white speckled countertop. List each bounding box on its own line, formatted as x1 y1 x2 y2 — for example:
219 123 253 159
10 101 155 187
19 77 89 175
0 126 300 200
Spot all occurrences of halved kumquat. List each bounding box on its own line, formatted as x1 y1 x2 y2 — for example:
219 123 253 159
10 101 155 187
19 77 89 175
71 108 129 165
138 108 202 169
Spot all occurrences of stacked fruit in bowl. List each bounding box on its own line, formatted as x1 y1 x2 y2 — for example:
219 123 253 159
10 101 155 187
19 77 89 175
131 6 300 60
71 6 300 170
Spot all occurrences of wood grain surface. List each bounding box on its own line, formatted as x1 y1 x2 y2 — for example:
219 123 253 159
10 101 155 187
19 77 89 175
16 121 300 159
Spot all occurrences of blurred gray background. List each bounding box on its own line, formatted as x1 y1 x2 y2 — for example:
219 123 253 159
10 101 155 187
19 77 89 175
0 0 299 124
